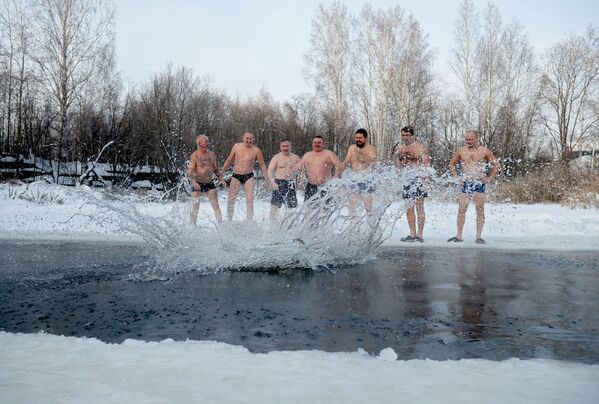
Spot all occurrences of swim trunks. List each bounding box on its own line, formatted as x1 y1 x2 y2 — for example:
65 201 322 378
354 180 376 194
402 176 428 200
231 172 254 184
304 183 320 201
193 180 216 193
461 180 486 195
271 179 298 208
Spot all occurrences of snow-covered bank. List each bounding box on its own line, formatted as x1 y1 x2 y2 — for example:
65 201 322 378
0 332 597 404
1 182 598 251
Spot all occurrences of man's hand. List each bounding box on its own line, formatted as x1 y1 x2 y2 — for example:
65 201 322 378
271 180 279 191
218 177 228 188
192 180 200 192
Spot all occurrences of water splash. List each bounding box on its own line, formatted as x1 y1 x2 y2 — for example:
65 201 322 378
75 165 442 276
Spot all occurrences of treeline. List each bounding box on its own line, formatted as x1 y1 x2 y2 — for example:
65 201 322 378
0 0 598 187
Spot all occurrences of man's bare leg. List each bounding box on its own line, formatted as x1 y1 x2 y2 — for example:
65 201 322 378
363 195 373 213
190 191 200 224
474 193 485 239
269 204 278 221
456 193 470 240
227 178 242 220
406 205 417 237
206 189 222 223
243 177 255 221
415 198 425 239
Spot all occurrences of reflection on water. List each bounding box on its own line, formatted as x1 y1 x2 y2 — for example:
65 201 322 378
1 241 598 363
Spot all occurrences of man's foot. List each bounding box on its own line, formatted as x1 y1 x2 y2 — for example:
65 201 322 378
415 236 424 243
447 236 463 242
401 235 416 242
475 238 486 244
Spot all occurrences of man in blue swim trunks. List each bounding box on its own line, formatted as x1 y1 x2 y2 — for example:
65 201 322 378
396 125 431 243
339 128 377 213
448 129 500 244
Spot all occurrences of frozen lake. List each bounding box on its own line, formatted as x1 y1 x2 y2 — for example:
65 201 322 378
1 240 597 363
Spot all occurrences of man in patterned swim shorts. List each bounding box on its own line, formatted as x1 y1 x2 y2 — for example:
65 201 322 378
396 126 431 243
447 129 500 244
267 139 300 221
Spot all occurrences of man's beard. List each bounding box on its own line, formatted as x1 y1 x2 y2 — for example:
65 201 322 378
356 141 365 148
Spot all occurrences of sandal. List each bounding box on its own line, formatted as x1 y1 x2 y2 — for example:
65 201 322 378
447 236 463 242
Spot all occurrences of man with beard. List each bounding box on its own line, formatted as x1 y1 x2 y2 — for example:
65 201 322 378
447 129 500 244
219 131 270 221
396 125 431 243
187 134 222 224
267 139 301 221
339 128 378 212
295 136 341 204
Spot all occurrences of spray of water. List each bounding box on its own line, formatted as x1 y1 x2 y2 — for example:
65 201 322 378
76 164 443 276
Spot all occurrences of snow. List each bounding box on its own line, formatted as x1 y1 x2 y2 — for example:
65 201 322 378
1 332 598 404
1 182 598 251
1 181 598 403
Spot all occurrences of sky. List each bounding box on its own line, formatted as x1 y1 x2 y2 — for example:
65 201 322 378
115 1 598 100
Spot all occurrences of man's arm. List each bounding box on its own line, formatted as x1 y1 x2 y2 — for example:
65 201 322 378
188 153 199 191
211 152 221 179
338 146 353 176
331 151 342 178
187 153 196 178
256 149 270 185
293 154 307 189
369 145 378 162
448 150 460 177
219 145 236 181
485 149 500 182
420 145 431 167
267 154 279 190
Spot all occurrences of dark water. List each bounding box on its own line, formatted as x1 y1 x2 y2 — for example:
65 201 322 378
1 240 598 363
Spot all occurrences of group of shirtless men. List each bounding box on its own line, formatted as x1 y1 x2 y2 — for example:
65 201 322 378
188 126 499 244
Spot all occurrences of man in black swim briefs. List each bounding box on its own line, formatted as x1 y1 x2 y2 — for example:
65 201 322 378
220 132 270 221
187 134 222 224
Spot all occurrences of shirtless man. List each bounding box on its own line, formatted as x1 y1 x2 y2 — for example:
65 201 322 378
396 125 431 243
219 132 270 221
187 134 222 224
296 135 341 203
448 129 500 244
268 139 301 220
339 128 377 212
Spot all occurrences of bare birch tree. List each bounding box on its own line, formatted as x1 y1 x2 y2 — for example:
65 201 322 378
540 26 599 161
450 0 479 128
351 5 435 157
33 0 115 182
304 1 352 152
